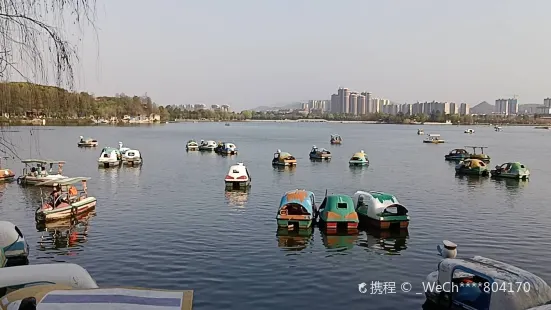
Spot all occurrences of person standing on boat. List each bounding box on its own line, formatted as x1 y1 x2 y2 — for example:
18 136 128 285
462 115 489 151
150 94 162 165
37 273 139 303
50 185 62 208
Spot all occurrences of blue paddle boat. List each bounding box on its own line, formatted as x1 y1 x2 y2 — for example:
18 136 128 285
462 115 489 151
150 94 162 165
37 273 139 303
276 189 318 229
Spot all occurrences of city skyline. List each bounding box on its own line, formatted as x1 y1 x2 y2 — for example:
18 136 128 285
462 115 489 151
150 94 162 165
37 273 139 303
6 1 551 110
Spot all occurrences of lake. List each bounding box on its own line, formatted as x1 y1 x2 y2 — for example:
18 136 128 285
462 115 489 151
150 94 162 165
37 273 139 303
0 123 549 310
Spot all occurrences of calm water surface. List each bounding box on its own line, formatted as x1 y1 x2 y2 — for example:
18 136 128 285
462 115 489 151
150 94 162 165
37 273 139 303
0 123 550 309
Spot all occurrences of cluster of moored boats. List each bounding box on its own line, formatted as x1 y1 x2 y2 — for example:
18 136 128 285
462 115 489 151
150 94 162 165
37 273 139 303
186 139 237 155
445 146 530 179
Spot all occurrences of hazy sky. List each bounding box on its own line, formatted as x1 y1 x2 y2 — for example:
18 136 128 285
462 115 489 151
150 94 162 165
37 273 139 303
71 0 551 110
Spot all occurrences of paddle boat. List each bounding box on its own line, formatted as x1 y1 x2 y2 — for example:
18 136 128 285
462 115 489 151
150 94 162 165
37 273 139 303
17 159 68 186
445 149 470 161
272 150 297 166
318 193 358 231
535 126 550 130
464 129 475 134
0 263 194 310
276 189 317 230
309 145 331 160
330 134 342 144
122 149 143 166
455 159 490 176
118 141 131 155
423 133 445 143
215 142 238 155
186 139 199 151
352 191 409 229
491 162 530 180
424 240 551 310
0 221 29 267
349 150 369 166
97 147 122 168
494 125 502 132
224 163 251 190
35 177 97 222
225 123 230 126
77 136 98 147
417 128 424 135
0 157 15 182
198 140 217 151
467 146 490 162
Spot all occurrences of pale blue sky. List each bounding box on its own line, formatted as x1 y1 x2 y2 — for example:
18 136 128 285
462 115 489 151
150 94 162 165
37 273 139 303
74 0 551 110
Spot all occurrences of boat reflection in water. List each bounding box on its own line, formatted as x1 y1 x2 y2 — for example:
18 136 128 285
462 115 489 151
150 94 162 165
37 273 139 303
276 227 313 252
454 174 488 186
273 165 296 173
492 177 528 190
320 230 359 250
224 189 249 209
36 210 95 254
358 228 409 255
122 163 142 177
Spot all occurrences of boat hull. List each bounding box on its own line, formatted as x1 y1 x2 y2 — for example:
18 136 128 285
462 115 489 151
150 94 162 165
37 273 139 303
455 167 489 176
18 176 68 186
272 160 297 166
423 140 445 143
186 146 199 151
77 143 98 147
309 154 331 160
318 218 358 231
122 158 142 166
219 150 237 155
490 170 529 179
199 147 215 151
36 197 97 222
98 160 121 168
276 217 313 229
444 155 467 160
357 213 409 229
225 180 250 189
349 160 368 166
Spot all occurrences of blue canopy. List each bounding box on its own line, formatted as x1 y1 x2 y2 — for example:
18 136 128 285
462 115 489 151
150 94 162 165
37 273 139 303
278 190 315 214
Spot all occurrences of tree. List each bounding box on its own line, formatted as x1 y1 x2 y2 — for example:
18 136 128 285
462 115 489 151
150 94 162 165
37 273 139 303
0 0 97 158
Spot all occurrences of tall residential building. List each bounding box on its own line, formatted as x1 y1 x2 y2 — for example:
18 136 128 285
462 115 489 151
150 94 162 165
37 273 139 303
358 95 367 115
459 103 470 115
495 99 509 115
337 88 351 114
507 98 518 115
361 92 372 113
545 98 551 108
449 103 459 115
330 94 339 113
349 93 358 115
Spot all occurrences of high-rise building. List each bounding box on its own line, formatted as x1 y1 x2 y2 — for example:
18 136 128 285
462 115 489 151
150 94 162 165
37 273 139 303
545 98 551 108
337 88 350 114
459 103 470 115
361 92 372 114
449 103 459 115
507 98 518 115
357 95 366 115
349 93 358 115
495 99 508 115
330 94 339 113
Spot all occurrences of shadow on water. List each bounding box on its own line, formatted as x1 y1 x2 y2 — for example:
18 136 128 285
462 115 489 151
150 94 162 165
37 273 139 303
349 165 369 175
319 229 359 251
36 211 95 258
224 189 249 208
454 174 489 186
272 166 296 173
276 227 313 252
491 178 528 191
357 228 409 255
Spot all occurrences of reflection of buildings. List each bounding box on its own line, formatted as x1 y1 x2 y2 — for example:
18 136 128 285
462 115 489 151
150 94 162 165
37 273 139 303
321 231 358 250
276 228 313 251
361 229 408 254
224 190 249 208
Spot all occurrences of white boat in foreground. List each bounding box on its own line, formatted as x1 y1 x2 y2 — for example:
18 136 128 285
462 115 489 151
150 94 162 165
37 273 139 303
224 163 251 190
17 159 68 186
122 149 143 166
0 221 29 267
0 262 194 310
464 128 475 134
424 240 551 310
98 147 122 168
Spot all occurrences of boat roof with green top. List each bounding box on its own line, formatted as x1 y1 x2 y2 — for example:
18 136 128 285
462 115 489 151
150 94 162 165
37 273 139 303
369 191 398 204
101 147 119 152
21 159 66 164
323 195 355 210
36 177 91 187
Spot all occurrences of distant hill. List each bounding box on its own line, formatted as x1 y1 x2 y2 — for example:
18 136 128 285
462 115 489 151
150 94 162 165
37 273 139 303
470 101 494 114
252 102 302 112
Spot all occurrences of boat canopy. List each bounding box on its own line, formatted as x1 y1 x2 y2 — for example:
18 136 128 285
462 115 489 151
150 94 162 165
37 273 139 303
460 159 486 168
101 147 119 153
277 152 293 159
331 134 341 138
436 256 551 310
35 177 90 187
351 152 367 159
321 195 356 215
279 190 315 215
21 159 65 164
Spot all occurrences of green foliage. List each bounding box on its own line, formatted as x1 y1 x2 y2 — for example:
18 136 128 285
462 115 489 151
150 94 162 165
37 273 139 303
0 82 160 119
